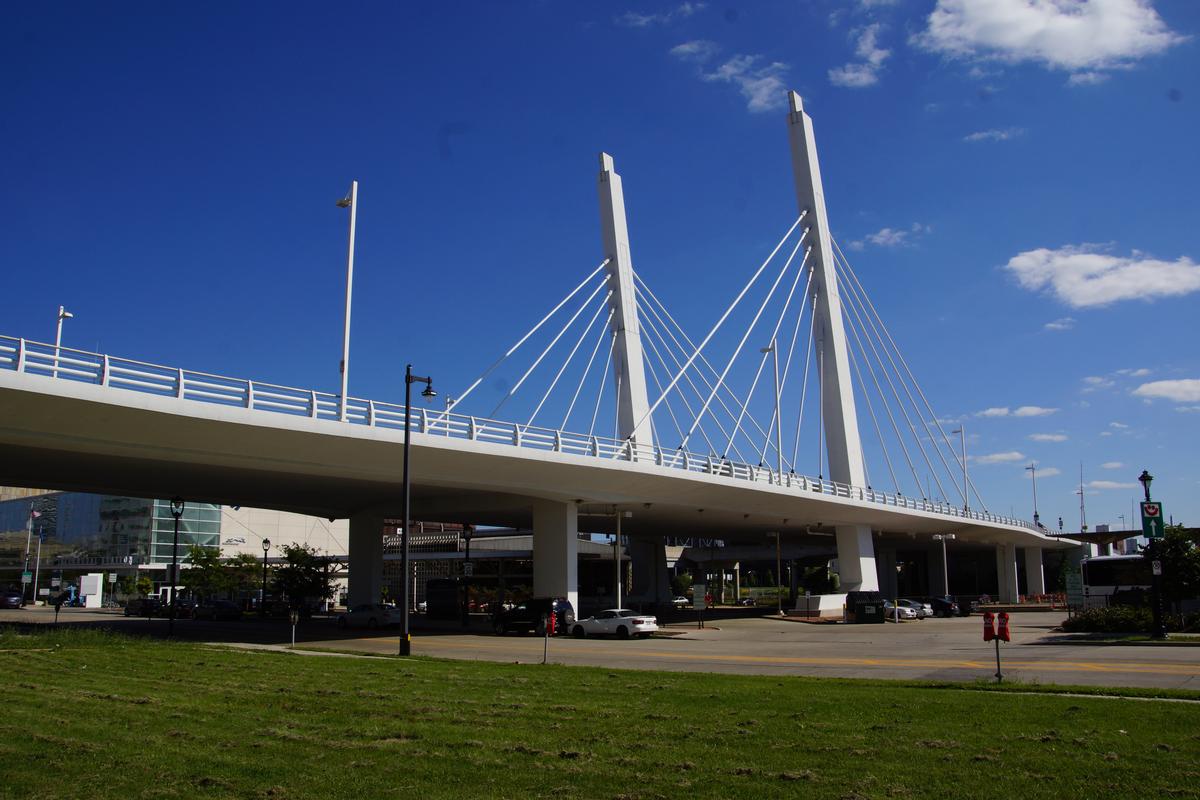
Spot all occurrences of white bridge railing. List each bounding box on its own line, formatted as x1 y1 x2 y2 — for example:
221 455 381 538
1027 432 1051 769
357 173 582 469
0 335 1036 532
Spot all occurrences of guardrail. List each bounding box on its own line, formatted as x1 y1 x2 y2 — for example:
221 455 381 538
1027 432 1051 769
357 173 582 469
0 334 1036 532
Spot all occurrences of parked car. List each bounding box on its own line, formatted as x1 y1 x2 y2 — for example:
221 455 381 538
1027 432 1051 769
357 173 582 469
124 597 163 617
571 609 658 639
493 597 575 635
337 603 398 629
194 600 243 621
882 600 918 620
671 596 691 609
899 599 931 619
737 597 756 606
1 589 24 609
927 595 961 618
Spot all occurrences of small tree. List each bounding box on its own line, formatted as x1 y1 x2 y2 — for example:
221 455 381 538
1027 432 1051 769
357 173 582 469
180 545 230 601
136 576 154 597
1149 524 1200 612
271 543 335 611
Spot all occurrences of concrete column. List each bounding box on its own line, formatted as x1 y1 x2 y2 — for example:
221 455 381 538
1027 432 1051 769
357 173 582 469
928 545 947 597
839 526 880 591
629 534 669 606
347 511 383 607
533 500 578 611
995 543 1019 603
1024 547 1046 597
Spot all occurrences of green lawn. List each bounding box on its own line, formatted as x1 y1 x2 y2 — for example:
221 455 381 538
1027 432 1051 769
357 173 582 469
1 628 1198 800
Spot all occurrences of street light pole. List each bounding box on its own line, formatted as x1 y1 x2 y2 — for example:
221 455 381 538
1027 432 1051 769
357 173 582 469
1025 463 1040 527
461 525 473 627
773 531 783 616
336 181 358 422
167 498 184 637
615 510 623 609
1139 470 1168 641
951 425 968 512
401 364 436 656
54 305 73 379
932 534 955 598
261 538 271 616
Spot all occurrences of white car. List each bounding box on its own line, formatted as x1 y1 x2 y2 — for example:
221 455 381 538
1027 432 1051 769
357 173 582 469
571 608 658 639
337 603 398 629
882 600 918 621
671 596 690 609
899 599 932 619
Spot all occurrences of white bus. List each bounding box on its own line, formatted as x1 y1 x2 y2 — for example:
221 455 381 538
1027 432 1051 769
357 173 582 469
1080 554 1152 608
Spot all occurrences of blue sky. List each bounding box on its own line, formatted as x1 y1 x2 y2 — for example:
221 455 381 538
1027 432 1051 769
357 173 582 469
3 1 1197 530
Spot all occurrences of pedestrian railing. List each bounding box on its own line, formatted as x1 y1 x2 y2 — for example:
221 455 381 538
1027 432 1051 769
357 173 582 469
0 334 1036 532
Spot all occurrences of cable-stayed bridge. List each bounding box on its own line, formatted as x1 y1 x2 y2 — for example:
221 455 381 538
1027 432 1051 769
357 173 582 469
0 91 1067 609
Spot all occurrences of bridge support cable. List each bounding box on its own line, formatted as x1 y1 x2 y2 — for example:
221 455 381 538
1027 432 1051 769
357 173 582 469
638 333 690 451
831 239 989 512
846 332 901 494
759 264 814 466
560 308 616 430
490 277 610 418
627 214 806 445
450 259 609 415
526 292 613 428
638 308 731 459
832 252 956 503
722 242 811 463
632 275 777 457
678 225 811 453
837 273 926 495
790 290 818 472
589 333 617 437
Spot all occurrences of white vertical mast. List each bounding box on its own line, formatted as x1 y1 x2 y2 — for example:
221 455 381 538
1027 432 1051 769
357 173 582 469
597 153 654 453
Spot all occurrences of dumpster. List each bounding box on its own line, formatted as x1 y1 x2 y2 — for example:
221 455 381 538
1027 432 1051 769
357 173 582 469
845 590 885 624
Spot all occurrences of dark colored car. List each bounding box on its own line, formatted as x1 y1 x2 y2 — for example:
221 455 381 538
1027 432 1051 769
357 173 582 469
194 600 244 621
1 589 24 609
493 597 575 635
926 596 959 617
124 597 163 617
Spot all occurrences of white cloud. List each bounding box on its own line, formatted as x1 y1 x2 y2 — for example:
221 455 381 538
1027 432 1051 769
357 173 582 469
1082 375 1114 392
1043 317 1075 331
1014 405 1058 417
1003 244 1200 308
1177 406 1200 413
1026 466 1062 477
829 23 892 88
1133 379 1200 403
699 55 789 112
977 407 1012 417
1101 461 1124 469
669 40 720 62
1029 433 1067 442
911 0 1187 84
963 127 1025 143
973 451 1025 465
1109 421 1129 429
849 223 931 251
1116 367 1151 377
616 2 706 28
867 227 907 246
1087 480 1138 491
1067 70 1110 86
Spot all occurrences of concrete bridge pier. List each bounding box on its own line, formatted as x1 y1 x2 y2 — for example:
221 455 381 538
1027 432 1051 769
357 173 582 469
875 546 897 598
533 500 579 611
347 510 385 608
996 542 1019 603
629 534 670 607
837 525 880 592
1024 546 1046 596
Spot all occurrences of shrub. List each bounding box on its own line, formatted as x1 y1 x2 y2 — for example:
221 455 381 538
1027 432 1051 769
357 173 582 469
1063 607 1200 634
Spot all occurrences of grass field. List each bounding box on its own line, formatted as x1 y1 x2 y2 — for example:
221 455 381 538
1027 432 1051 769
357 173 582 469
1 628 1198 800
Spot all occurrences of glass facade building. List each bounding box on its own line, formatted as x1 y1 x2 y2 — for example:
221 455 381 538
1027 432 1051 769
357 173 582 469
98 497 220 564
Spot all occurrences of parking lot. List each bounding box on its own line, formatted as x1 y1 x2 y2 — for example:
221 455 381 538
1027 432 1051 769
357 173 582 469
4 604 1198 690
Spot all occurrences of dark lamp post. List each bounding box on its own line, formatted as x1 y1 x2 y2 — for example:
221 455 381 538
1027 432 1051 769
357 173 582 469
461 525 473 627
261 539 271 616
1138 470 1153 502
402 364 436 656
167 497 185 637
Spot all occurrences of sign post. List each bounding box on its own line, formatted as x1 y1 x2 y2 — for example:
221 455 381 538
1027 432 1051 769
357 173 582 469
1141 502 1164 539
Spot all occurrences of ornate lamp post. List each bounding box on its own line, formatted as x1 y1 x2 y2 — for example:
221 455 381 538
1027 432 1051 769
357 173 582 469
401 364 436 656
1139 470 1168 641
261 538 271 617
167 497 184 637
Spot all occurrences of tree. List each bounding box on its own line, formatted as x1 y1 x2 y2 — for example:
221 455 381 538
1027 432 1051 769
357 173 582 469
136 576 154 597
1148 524 1200 611
180 545 230 600
116 575 137 598
271 543 335 610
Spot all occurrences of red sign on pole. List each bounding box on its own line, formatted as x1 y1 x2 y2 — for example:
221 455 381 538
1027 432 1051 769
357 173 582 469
997 611 1011 642
983 611 995 642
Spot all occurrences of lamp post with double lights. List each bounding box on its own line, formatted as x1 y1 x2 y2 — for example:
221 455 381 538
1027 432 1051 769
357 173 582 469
401 365 436 656
335 182 358 422
54 305 73 378
167 498 184 637
932 534 956 597
261 538 271 617
1139 470 1168 641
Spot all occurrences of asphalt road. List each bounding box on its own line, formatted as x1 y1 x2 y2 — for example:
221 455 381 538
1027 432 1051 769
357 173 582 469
5 605 1198 690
